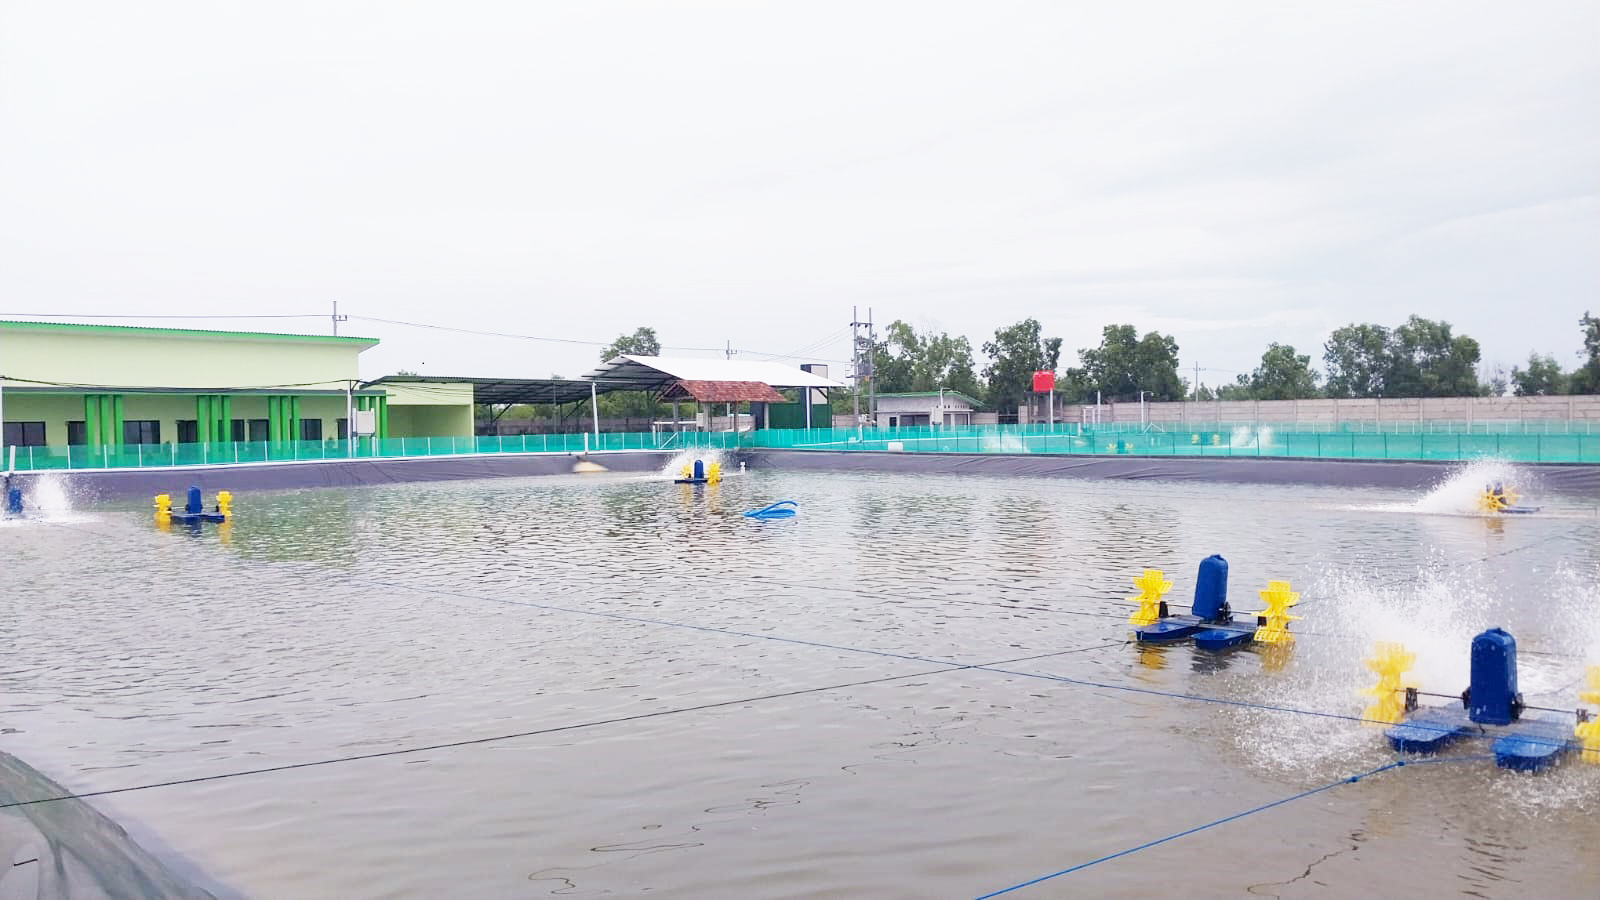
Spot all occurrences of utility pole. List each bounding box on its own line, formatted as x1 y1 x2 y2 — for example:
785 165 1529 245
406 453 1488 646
866 308 875 428
1193 362 1200 401
851 307 874 431
332 301 348 337
725 340 737 361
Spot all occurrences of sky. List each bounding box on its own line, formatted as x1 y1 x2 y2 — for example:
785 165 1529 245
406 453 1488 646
1 1 1596 391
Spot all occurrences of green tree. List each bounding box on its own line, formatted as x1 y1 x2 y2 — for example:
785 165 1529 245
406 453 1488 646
913 332 982 398
600 326 661 361
982 318 1062 414
1066 324 1184 402
1387 315 1481 397
1510 353 1568 396
869 321 921 393
1323 323 1390 398
1323 317 1482 398
1246 342 1320 400
870 321 983 399
1214 379 1255 401
1572 311 1600 394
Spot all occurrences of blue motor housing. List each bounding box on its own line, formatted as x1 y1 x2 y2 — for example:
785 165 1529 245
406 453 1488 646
1468 627 1520 725
1192 554 1229 621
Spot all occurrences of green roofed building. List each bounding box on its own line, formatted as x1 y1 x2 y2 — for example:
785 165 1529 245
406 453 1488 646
0 321 470 461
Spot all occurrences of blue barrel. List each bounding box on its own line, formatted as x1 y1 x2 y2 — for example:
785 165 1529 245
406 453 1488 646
1192 555 1229 620
186 485 203 515
1468 628 1519 725
693 459 705 480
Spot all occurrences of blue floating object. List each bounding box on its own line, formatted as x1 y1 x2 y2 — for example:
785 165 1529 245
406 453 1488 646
5 487 21 516
185 485 203 515
1468 628 1519 726
1136 619 1201 643
1192 625 1255 651
1137 555 1243 647
1385 627 1577 771
744 500 797 519
1491 717 1572 772
1385 707 1472 754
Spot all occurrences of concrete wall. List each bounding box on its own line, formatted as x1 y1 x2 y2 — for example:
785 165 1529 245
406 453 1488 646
1063 395 1600 427
381 382 475 438
0 322 373 391
388 404 474 439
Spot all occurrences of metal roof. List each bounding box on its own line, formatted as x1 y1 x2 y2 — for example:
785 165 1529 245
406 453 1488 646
583 355 843 392
875 390 984 408
0 319 377 345
367 357 841 406
364 375 615 405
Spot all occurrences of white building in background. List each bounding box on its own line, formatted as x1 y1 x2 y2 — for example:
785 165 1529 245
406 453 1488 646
875 391 981 427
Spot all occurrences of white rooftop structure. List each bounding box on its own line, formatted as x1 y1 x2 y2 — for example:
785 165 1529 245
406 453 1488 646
582 355 844 391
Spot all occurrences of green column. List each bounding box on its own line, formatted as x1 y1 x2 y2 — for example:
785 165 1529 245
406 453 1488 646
289 396 301 442
84 395 101 448
111 394 123 449
219 395 232 442
268 396 283 442
197 396 212 444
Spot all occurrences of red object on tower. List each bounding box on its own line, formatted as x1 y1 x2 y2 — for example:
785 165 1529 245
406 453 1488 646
1032 370 1055 393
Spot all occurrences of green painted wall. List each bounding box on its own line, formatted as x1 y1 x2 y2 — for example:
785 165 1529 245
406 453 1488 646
0 322 373 391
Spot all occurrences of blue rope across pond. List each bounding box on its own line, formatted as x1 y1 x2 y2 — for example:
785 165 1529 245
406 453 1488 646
744 500 798 519
973 754 1495 898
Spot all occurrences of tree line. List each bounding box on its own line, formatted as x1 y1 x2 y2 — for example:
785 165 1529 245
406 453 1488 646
480 314 1600 425
861 311 1600 408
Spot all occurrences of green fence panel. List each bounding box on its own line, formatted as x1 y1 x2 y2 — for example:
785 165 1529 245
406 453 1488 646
13 420 1600 473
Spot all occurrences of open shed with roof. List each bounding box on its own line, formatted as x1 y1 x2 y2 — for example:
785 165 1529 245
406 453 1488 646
366 355 843 435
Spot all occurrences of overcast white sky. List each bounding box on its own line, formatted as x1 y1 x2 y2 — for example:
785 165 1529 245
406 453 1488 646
2 1 1596 389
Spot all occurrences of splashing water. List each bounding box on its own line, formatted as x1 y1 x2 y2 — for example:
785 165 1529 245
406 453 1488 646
980 434 1031 454
660 447 727 478
1412 459 1533 516
0 472 88 526
30 473 74 514
1226 426 1275 451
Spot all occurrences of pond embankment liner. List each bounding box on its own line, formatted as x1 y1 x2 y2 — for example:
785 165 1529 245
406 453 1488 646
737 449 1600 494
0 749 226 898
14 446 1600 500
11 449 678 501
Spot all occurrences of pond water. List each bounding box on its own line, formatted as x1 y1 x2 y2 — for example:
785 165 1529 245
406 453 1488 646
2 459 1599 898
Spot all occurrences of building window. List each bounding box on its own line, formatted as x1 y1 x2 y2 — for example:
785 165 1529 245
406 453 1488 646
300 418 323 441
231 419 270 442
337 418 349 440
176 420 199 444
67 421 86 446
3 421 47 447
123 420 161 445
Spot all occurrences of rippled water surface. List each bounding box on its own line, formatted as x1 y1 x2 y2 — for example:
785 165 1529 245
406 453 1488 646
3 464 1600 898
